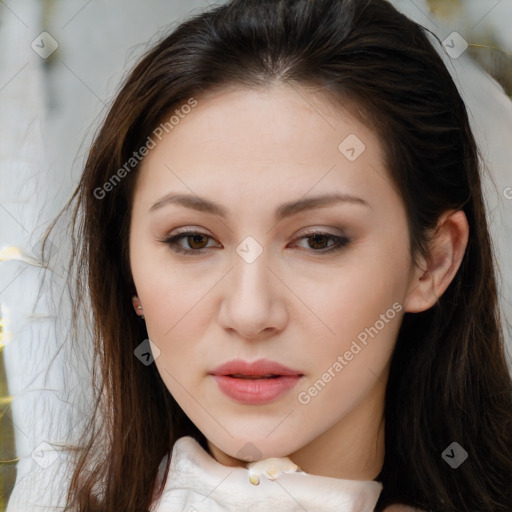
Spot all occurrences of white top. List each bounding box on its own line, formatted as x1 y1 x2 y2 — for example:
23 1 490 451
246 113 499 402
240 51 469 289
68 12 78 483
151 436 383 512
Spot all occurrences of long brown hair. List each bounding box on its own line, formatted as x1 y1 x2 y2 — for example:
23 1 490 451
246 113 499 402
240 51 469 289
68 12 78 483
50 0 512 510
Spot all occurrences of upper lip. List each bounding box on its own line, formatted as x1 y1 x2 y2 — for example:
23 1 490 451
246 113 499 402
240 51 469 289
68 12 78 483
209 358 303 377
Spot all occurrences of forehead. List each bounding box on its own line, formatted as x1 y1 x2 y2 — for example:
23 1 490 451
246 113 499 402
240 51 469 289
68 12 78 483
149 85 379 157
134 84 397 218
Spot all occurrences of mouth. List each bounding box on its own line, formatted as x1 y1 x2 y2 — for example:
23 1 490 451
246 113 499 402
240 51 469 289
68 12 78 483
209 358 303 378
226 373 282 379
209 359 304 404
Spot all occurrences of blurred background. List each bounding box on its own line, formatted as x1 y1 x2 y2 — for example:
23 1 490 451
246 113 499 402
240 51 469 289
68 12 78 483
429 0 512 95
1 0 511 509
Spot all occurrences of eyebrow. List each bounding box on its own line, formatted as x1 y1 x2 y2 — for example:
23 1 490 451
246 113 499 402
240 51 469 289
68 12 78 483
149 192 370 220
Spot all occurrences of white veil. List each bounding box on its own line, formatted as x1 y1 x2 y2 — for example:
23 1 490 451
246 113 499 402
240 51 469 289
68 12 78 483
1 1 510 510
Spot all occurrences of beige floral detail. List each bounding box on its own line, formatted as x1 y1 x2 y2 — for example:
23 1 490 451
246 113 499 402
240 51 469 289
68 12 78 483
246 457 301 485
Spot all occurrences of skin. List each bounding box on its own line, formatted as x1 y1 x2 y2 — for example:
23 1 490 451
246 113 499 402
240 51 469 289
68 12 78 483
129 84 468 483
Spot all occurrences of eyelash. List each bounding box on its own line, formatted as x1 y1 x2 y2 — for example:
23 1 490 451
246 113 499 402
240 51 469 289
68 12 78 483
159 229 350 255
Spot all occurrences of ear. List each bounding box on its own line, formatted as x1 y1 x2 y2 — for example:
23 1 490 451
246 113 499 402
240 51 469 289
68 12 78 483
405 210 469 313
131 295 145 316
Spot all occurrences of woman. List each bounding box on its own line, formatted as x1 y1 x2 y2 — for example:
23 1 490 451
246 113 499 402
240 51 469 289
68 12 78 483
53 0 512 510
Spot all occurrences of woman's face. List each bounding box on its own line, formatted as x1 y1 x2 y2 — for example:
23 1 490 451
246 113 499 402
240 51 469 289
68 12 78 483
129 84 421 475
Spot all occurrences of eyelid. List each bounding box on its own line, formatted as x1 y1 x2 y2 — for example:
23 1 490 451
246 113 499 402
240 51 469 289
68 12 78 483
295 226 347 238
160 227 221 252
167 226 212 237
164 225 347 239
159 226 351 255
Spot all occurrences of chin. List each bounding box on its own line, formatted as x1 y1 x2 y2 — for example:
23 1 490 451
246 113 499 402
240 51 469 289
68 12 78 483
207 430 305 462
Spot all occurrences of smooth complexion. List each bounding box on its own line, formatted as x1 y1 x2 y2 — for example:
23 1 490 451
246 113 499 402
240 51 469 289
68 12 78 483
129 84 468 481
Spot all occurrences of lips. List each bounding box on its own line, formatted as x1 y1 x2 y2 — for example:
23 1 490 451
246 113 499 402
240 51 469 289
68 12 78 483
209 358 303 377
228 373 278 379
209 359 304 405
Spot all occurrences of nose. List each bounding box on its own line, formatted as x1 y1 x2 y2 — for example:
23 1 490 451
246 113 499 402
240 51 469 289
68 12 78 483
217 250 288 341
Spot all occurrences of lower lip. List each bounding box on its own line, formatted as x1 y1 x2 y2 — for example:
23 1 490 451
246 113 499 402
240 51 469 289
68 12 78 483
211 375 302 404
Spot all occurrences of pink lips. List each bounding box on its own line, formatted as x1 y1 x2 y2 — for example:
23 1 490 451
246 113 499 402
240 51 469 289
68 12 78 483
209 358 304 405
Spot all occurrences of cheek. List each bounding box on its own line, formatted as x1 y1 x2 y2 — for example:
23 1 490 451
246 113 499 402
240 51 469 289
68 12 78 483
130 226 216 335
302 277 403 379
130 242 183 338
133 261 220 385
313 251 409 342
140 270 211 347
295 240 409 400
294 280 403 433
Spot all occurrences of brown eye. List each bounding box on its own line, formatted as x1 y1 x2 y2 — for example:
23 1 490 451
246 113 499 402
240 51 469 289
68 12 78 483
307 234 330 250
293 231 350 253
187 233 209 249
160 229 349 256
161 230 220 255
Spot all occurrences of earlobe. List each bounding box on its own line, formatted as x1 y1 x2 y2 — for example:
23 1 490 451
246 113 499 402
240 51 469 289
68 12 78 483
131 295 145 319
405 210 469 313
404 268 437 314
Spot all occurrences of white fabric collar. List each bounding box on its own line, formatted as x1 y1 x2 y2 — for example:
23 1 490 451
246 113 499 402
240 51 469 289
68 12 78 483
151 436 383 512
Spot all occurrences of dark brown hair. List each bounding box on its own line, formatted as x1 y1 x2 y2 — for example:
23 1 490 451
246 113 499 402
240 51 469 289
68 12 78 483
51 0 512 510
